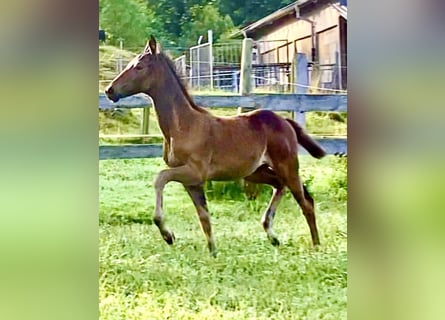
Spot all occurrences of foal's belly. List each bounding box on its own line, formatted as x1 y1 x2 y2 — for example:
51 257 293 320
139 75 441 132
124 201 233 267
206 148 269 181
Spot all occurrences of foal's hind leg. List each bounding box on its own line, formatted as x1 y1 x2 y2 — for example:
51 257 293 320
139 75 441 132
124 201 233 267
282 164 320 246
184 185 216 256
261 187 285 246
245 165 285 246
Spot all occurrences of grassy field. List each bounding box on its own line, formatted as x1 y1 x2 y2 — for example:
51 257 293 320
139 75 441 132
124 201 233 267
99 44 347 318
99 156 347 319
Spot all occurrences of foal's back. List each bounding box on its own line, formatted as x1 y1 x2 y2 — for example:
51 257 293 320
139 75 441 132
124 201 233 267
244 110 300 165
202 109 298 180
211 109 298 156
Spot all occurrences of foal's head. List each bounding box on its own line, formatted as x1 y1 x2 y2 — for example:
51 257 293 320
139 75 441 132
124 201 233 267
105 35 162 102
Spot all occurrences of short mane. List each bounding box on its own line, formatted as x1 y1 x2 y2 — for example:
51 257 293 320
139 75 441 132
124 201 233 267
160 53 208 113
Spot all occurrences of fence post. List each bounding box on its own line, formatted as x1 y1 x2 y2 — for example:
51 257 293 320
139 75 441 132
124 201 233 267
189 47 194 89
238 38 253 114
208 30 214 90
117 38 124 72
141 105 150 139
335 49 341 90
295 53 309 94
239 38 259 198
294 53 308 127
180 56 187 78
232 71 238 93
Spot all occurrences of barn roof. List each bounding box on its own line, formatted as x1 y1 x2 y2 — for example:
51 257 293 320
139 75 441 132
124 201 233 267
331 1 347 19
232 0 347 38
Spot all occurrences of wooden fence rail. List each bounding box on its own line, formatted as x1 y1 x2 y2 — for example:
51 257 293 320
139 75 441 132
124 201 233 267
99 92 347 160
99 137 346 160
99 93 347 112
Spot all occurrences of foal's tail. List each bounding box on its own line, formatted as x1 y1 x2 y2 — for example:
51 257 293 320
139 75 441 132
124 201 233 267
286 119 326 159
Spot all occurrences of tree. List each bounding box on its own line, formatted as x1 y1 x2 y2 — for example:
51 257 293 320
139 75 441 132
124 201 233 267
218 0 294 26
100 0 161 50
180 3 235 47
99 0 294 52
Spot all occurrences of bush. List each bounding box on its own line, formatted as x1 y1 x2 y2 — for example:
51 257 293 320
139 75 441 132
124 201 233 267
302 156 347 202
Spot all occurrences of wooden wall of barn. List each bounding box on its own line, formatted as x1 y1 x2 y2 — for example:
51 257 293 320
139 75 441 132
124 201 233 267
254 4 344 73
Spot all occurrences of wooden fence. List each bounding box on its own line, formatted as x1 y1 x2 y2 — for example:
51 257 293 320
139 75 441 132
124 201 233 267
98 92 347 159
99 38 347 160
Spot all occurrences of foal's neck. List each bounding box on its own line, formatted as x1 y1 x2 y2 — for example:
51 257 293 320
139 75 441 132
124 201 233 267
145 63 197 140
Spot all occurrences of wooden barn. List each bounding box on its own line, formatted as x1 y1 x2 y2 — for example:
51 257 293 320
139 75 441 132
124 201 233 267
233 0 347 91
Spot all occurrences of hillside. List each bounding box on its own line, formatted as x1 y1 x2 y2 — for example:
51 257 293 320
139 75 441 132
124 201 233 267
99 45 150 143
99 44 138 92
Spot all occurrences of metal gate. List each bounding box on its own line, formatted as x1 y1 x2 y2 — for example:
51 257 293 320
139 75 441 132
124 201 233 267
189 30 213 90
189 30 243 92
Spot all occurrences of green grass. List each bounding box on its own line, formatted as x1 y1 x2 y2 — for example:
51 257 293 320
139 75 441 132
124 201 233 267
99 156 347 319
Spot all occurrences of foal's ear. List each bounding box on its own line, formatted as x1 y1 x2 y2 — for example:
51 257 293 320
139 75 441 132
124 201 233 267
144 35 158 54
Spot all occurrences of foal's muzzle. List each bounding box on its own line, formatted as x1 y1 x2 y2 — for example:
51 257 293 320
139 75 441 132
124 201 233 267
105 85 120 102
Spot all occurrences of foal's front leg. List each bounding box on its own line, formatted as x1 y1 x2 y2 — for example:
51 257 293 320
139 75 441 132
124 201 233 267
153 165 203 245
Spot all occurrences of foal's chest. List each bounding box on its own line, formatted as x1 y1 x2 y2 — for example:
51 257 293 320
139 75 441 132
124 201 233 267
164 137 188 167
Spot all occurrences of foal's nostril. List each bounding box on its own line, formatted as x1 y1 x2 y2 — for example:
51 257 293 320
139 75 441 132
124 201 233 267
105 86 114 95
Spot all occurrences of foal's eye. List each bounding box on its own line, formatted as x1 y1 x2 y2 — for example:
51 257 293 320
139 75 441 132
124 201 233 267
135 65 143 70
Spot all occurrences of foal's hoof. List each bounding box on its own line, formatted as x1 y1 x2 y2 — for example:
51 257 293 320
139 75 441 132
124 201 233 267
208 244 217 258
269 236 280 247
209 249 218 258
163 232 175 245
